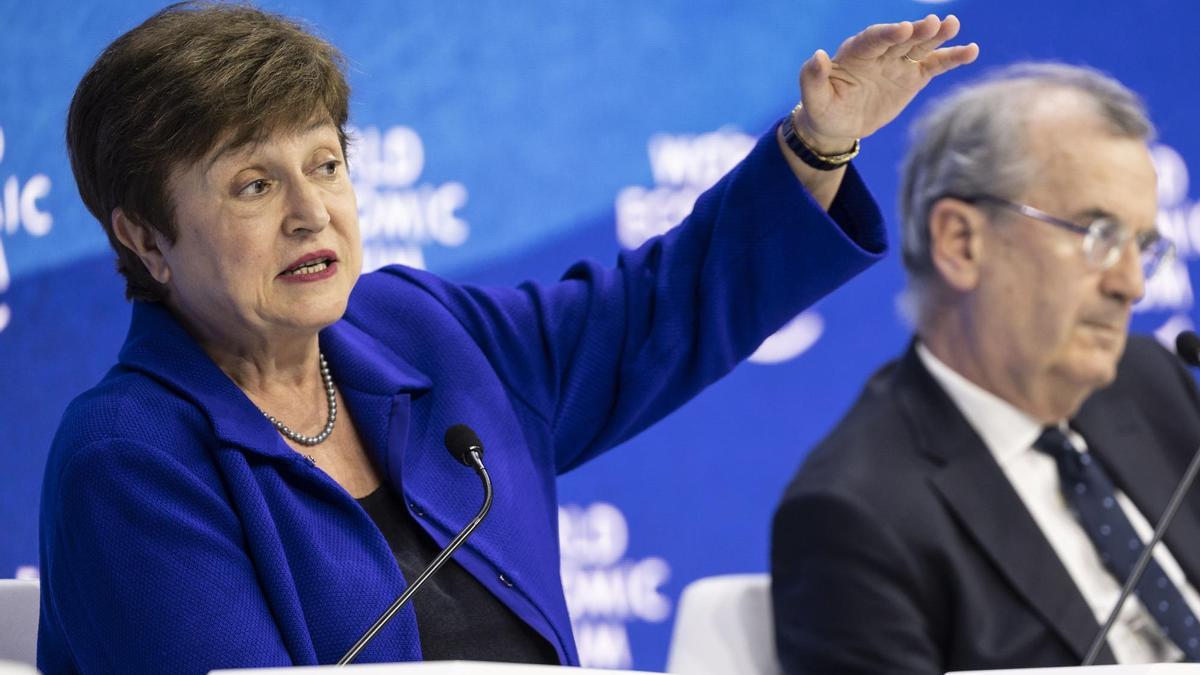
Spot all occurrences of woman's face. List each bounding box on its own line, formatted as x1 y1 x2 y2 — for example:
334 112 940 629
157 121 362 351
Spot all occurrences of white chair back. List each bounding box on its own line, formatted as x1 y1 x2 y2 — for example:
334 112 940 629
665 573 781 675
0 579 40 667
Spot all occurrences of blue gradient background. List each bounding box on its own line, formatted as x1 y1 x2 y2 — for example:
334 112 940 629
2 0 1197 669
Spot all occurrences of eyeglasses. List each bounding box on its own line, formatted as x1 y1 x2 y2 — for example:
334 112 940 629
956 195 1176 280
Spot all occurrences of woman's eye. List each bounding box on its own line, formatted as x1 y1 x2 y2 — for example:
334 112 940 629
316 160 341 177
238 179 270 197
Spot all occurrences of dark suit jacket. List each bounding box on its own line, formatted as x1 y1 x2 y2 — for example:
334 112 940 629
771 336 1200 674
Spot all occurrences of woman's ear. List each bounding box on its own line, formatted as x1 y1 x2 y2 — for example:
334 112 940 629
111 208 171 285
927 198 986 292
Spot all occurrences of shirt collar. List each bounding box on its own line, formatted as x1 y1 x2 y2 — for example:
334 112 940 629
915 341 1047 466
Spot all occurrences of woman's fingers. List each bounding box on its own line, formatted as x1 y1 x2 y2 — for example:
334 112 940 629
903 15 962 63
881 15 942 60
839 21 916 61
919 43 981 77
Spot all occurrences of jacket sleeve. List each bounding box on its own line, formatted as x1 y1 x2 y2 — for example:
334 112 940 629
771 490 943 675
368 124 885 473
39 439 294 675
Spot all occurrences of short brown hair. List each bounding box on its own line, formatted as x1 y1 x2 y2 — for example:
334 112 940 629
67 1 351 302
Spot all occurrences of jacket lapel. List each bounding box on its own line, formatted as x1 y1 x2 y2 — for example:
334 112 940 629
1075 389 1200 587
893 345 1115 664
118 301 433 471
118 302 296 460
319 318 432 489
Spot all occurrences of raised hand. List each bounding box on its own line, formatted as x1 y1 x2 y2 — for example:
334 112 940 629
795 15 979 153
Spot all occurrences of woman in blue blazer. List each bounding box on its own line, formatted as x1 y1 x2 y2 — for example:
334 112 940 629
37 4 976 673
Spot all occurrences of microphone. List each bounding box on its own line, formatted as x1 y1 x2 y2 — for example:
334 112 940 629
1177 330 1200 367
444 424 485 467
337 424 494 665
1082 331 1200 665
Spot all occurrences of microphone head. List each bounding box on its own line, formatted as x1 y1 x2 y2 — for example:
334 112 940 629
1177 331 1200 368
444 424 483 467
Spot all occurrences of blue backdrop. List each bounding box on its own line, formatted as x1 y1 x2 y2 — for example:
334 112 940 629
3 0 1199 670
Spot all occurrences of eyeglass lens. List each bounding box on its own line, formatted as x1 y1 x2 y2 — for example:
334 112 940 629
1083 218 1173 278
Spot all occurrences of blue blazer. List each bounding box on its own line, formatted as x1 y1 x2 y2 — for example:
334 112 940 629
38 129 884 674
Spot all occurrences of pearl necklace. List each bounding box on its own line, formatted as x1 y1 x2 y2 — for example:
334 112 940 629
261 353 337 449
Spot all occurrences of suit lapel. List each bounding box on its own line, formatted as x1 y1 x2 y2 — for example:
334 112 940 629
893 345 1115 663
1076 388 1200 587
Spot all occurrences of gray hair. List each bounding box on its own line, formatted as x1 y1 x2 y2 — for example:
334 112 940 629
899 62 1154 302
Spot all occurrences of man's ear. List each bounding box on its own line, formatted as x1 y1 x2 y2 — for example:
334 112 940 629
111 208 171 285
927 198 986 292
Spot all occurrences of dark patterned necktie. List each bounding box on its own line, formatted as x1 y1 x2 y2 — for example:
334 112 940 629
1034 426 1200 661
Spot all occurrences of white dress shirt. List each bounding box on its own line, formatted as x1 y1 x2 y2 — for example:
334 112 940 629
917 342 1200 663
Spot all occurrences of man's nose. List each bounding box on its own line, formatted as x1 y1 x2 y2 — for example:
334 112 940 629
1100 237 1146 305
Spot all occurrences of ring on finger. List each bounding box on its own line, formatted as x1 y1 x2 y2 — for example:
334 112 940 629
902 54 921 64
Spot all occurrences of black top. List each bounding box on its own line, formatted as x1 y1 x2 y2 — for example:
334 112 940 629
356 483 559 664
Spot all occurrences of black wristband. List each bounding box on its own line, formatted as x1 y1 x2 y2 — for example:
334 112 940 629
780 106 860 171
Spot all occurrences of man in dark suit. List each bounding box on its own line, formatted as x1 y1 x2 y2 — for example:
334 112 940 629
771 62 1198 674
